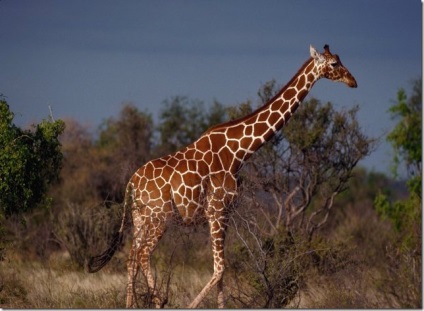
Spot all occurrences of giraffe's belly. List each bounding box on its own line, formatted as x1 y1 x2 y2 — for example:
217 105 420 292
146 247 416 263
171 182 207 225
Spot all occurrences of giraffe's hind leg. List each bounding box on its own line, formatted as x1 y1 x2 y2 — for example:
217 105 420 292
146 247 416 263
127 220 167 308
126 240 140 308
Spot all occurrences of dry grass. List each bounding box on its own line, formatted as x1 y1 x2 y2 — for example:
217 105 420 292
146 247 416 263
0 246 219 309
162 265 216 308
26 269 126 308
0 254 378 309
0 251 127 308
0 245 418 309
291 268 383 309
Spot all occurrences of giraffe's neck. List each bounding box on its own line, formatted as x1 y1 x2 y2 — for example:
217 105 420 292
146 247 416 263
207 57 320 172
248 57 318 143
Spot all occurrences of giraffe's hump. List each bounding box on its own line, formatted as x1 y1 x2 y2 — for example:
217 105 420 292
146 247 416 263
193 135 211 152
204 120 236 133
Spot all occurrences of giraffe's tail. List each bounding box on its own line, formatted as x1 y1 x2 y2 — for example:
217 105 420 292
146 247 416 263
85 231 124 273
86 183 132 273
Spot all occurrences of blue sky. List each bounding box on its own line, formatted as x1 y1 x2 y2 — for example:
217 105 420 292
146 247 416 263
0 0 421 175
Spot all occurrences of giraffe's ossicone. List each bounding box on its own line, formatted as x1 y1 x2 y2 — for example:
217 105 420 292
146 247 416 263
87 44 357 309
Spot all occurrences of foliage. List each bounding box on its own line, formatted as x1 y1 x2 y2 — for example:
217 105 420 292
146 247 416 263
52 103 153 205
50 104 153 267
96 103 153 202
372 79 422 308
227 205 359 308
0 99 64 217
387 79 422 187
374 79 422 236
227 221 303 308
53 202 123 268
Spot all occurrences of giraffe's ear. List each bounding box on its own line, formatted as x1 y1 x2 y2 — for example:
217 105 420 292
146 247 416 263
310 45 325 63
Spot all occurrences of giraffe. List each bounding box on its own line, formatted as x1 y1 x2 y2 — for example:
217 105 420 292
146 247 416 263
87 44 357 308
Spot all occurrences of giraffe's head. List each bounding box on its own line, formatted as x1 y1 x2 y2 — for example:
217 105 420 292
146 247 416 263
310 44 357 88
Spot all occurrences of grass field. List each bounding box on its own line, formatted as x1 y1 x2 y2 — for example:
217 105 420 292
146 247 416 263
0 204 420 308
0 248 216 308
0 246 389 309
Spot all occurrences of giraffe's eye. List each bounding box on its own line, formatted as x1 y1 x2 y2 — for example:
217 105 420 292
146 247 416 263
330 62 339 68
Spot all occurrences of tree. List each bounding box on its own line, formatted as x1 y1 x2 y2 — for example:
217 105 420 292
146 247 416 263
387 78 422 195
373 79 422 308
375 79 422 233
96 103 154 202
224 80 374 307
0 98 65 217
51 104 154 267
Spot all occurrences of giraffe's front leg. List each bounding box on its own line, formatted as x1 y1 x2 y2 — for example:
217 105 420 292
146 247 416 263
217 275 224 308
210 213 226 309
188 206 227 308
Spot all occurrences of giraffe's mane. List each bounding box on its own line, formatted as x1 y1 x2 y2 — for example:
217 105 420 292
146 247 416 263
203 57 314 135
